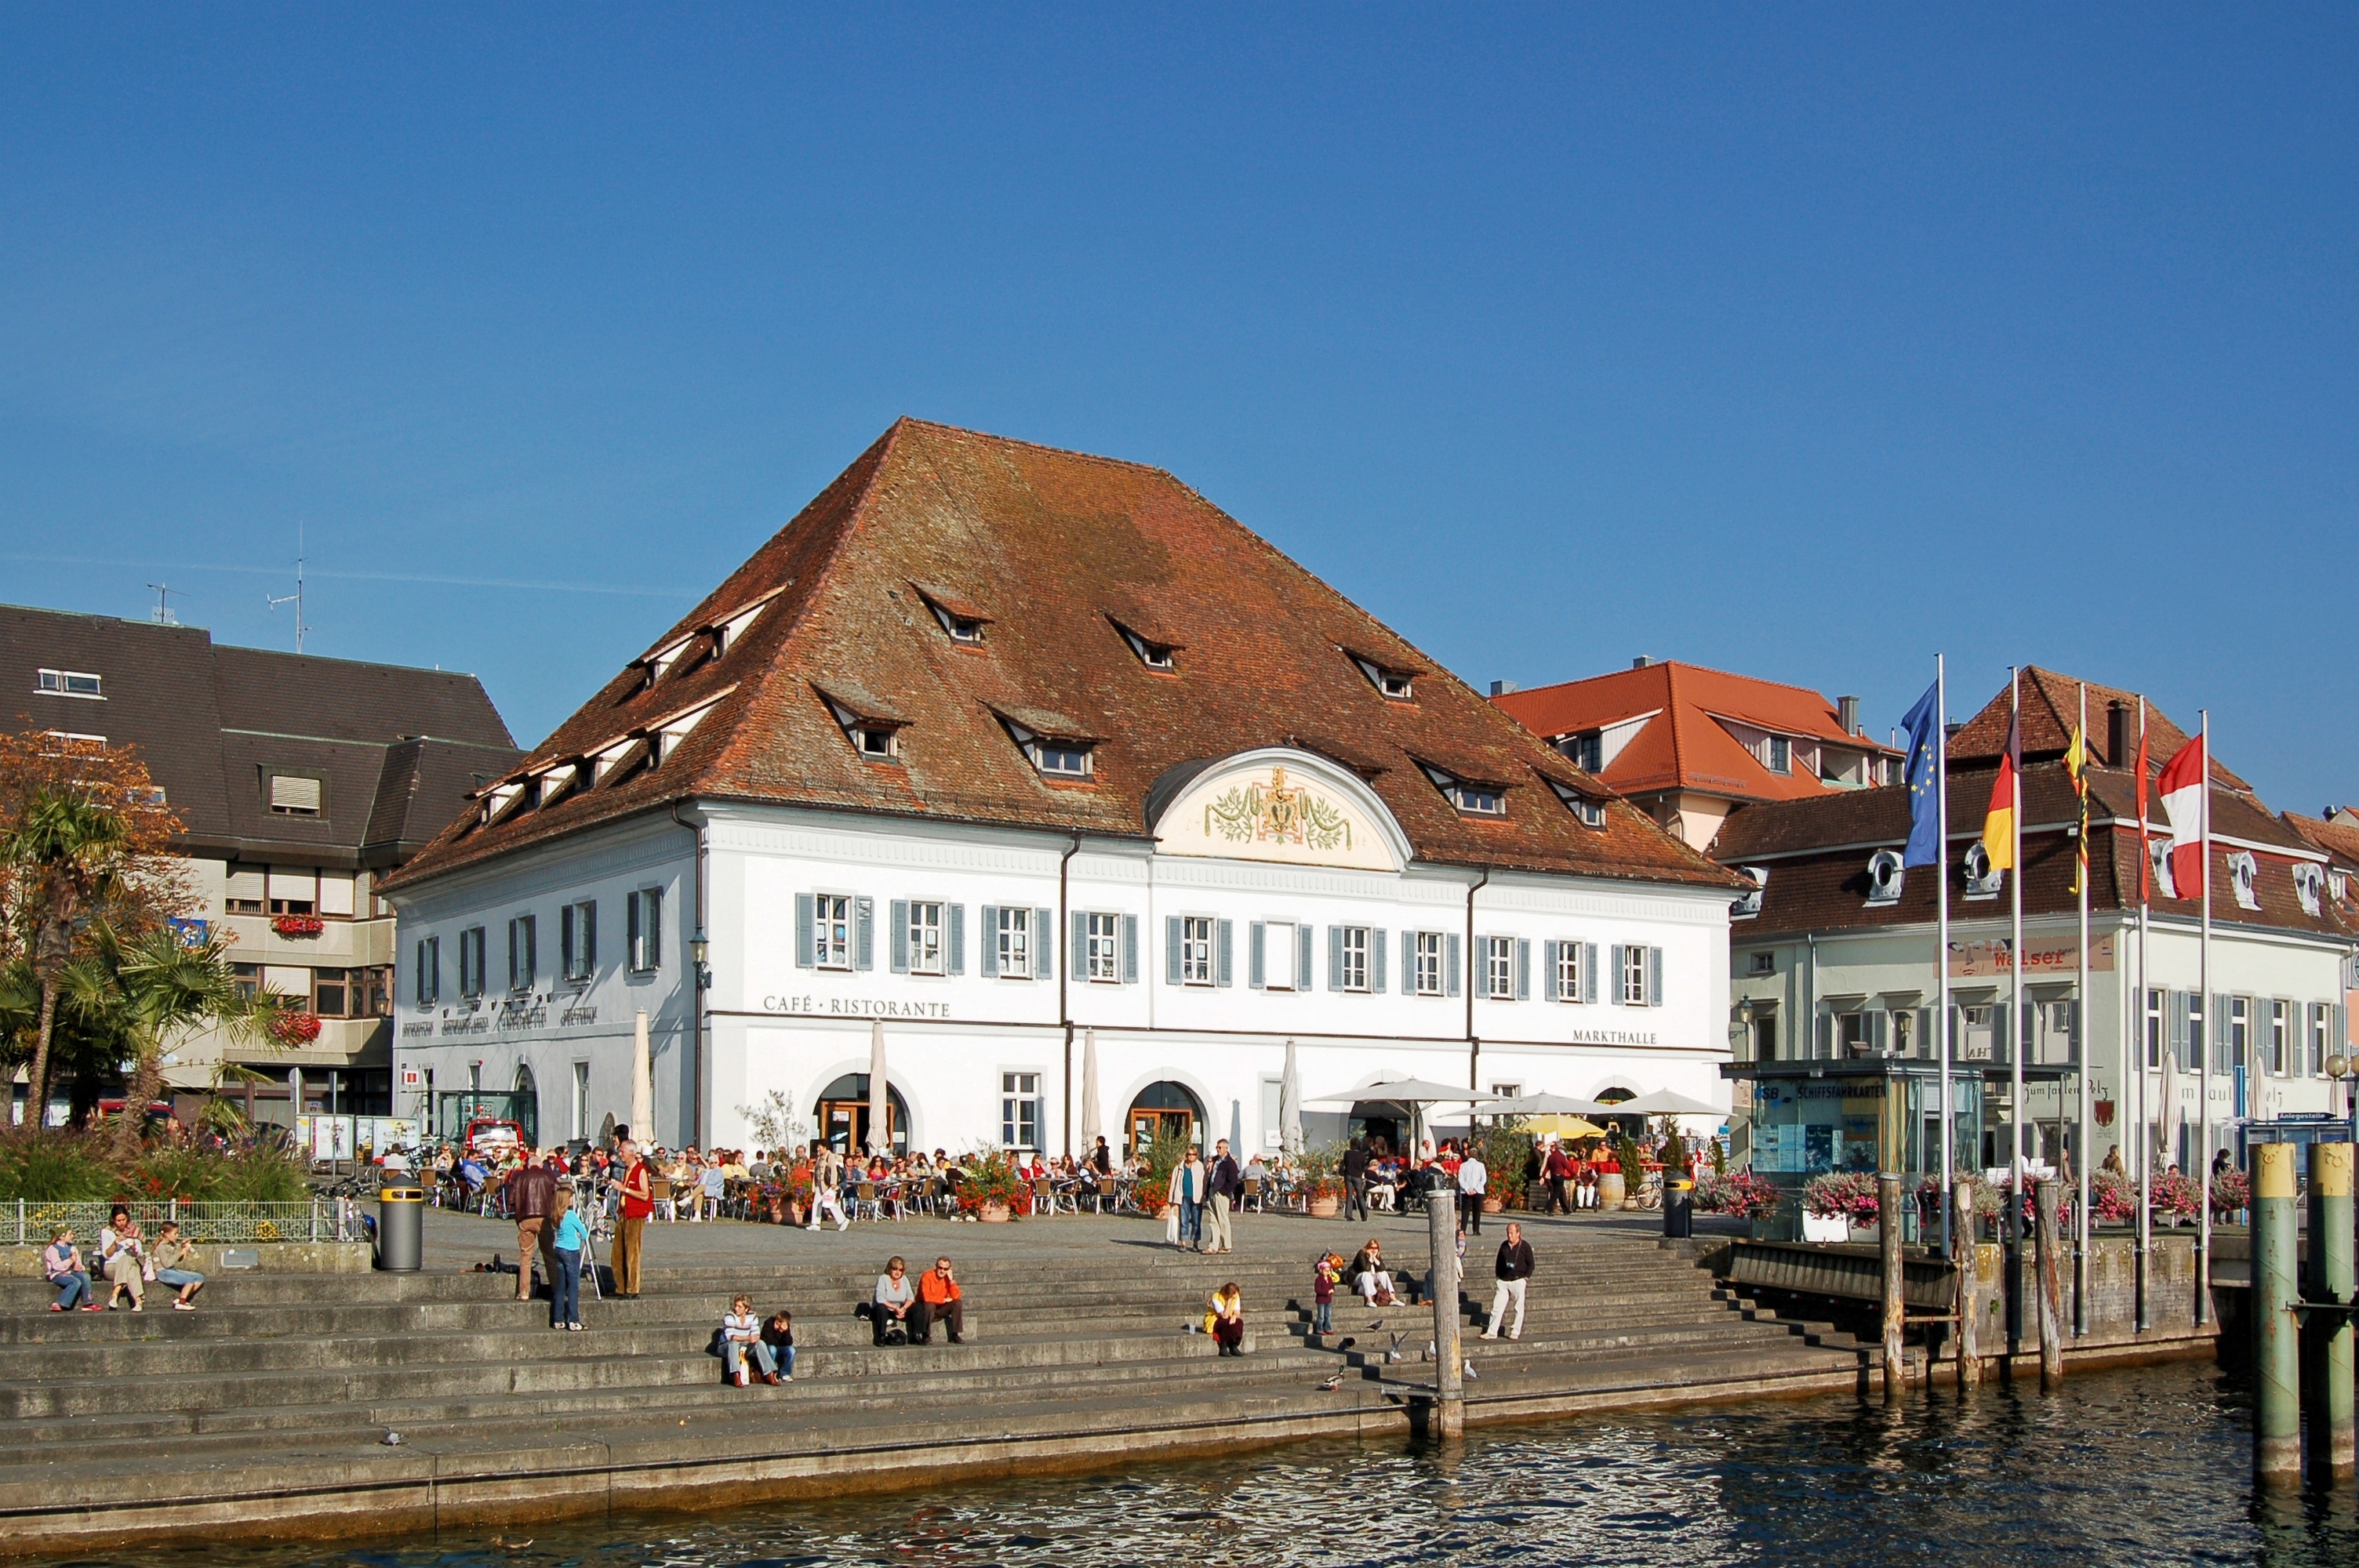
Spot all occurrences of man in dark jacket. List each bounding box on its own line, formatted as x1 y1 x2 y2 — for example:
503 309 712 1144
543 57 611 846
1204 1139 1245 1254
1480 1221 1534 1341
506 1156 560 1302
1341 1138 1371 1222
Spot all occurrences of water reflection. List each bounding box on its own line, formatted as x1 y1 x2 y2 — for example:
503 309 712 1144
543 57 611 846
100 1363 2359 1568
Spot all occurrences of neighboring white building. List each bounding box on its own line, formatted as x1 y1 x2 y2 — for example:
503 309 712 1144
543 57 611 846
382 421 1742 1156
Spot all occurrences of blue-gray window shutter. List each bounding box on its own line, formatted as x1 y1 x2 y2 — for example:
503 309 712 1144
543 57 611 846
980 906 1000 978
1299 923 1315 992
1515 938 1531 1000
1647 946 1663 1007
560 904 574 975
947 903 965 975
1328 926 1343 991
2169 991 2186 1071
1072 910 1089 978
1248 922 1266 989
1402 931 1416 993
889 900 909 974
1165 916 1183 985
1037 908 1055 980
855 897 875 971
1371 928 1387 993
1445 933 1462 998
1122 913 1139 983
1583 942 1598 1004
795 893 815 969
1541 939 1558 1000
1216 920 1234 987
1607 945 1624 1005
581 902 595 971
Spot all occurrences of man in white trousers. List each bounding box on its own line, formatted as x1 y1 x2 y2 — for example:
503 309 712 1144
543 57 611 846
1481 1221 1533 1341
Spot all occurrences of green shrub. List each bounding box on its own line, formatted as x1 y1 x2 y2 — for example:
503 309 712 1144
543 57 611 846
0 1127 306 1203
0 1128 114 1201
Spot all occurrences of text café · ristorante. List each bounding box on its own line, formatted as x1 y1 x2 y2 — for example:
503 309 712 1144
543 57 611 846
379 421 1742 1158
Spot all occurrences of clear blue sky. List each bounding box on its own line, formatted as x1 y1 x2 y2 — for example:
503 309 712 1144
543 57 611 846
4 9 2353 811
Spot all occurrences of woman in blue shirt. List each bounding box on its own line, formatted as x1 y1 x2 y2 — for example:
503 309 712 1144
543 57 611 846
550 1189 590 1330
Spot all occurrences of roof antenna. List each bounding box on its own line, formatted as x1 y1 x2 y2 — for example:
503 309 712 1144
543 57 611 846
145 583 183 626
267 524 311 653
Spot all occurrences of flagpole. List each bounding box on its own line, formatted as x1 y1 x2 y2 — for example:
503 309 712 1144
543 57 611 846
2008 666 2025 1358
2074 682 2091 1337
2195 707 2212 1328
1936 654 1954 1258
2134 695 2151 1333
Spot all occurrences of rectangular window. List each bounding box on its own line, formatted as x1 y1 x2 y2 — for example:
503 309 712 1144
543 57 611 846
1482 936 1514 1000
1555 941 1583 1003
907 901 945 975
1338 926 1370 993
232 962 261 1000
1001 1072 1042 1151
2229 996 2251 1072
627 888 662 972
995 906 1032 979
314 967 350 1018
415 936 440 1006
1181 916 1214 985
35 668 103 698
364 966 391 1018
1622 945 1650 1006
1561 732 1603 772
458 927 486 998
1450 784 1507 816
2269 1000 2288 1076
507 915 536 991
225 866 265 914
2313 1004 2332 1078
268 774 323 816
1257 920 1298 990
1086 912 1120 983
813 894 853 969
561 899 597 982
1767 735 1791 775
1414 931 1445 997
2146 989 2164 1069
1034 741 1092 778
572 1062 591 1140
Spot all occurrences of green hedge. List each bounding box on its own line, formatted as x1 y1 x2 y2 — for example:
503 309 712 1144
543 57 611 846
0 1129 307 1203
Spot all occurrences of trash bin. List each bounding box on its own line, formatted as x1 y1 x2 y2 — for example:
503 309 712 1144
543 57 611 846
376 1185 425 1271
1663 1177 1695 1240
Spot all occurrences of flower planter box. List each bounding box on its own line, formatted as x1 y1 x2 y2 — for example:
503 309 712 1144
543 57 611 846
1308 1196 1340 1218
1481 1196 1504 1214
1801 1211 1850 1243
976 1200 1011 1224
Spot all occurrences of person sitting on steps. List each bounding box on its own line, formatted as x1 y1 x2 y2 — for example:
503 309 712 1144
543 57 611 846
43 1227 96 1312
722 1294 780 1386
914 1255 965 1345
1208 1281 1245 1356
149 1221 205 1311
870 1256 918 1345
761 1308 796 1381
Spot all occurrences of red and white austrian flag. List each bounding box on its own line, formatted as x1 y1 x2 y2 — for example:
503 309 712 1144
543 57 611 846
2157 735 2207 896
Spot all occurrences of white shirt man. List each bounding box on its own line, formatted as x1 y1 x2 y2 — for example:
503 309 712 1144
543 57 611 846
1458 1152 1488 1236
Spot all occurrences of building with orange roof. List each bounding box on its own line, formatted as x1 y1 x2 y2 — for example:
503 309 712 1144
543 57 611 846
1489 659 1903 852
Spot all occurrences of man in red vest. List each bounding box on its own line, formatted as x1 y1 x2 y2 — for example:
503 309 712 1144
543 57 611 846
615 1135 653 1298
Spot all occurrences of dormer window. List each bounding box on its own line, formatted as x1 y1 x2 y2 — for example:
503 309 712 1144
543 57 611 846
941 610 985 644
36 669 103 699
997 707 1097 782
1558 732 1604 772
853 726 897 760
2293 862 2324 917
1122 628 1176 670
1034 741 1092 777
1346 648 1418 702
913 583 991 646
1766 735 1792 775
817 682 907 766
1423 762 1505 817
1544 777 1605 828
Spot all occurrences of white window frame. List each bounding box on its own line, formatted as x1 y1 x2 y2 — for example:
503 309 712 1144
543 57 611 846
1181 916 1215 986
571 1062 591 1140
1767 735 1791 775
1451 783 1507 817
1086 911 1120 983
1339 926 1370 993
1032 740 1092 778
2229 996 2251 1068
1001 1071 1043 1152
507 914 537 993
1621 944 1649 1006
1556 941 1583 1003
1414 931 1445 997
814 893 854 970
2269 1000 2289 1076
995 906 1033 980
907 900 945 977
1481 935 1514 1000
2145 988 2164 1069
35 668 104 699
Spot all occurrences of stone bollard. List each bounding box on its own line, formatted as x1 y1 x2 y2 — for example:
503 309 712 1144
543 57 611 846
2305 1142 2354 1484
2252 1143 2300 1489
2034 1177 2064 1390
1953 1177 1979 1390
1879 1173 1904 1403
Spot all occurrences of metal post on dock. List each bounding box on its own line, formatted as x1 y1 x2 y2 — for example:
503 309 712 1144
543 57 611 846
2034 1177 2064 1389
2304 1142 2354 1483
1880 1173 1904 1403
2251 1142 2299 1488
1954 1177 1980 1388
1427 1188 1463 1439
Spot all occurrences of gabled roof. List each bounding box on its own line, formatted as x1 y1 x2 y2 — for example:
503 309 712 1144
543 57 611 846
1945 666 2251 790
384 419 1737 891
1490 661 1898 806
2284 809 2359 871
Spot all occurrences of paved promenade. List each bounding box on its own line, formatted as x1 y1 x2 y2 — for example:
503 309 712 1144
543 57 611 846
0 1203 1863 1558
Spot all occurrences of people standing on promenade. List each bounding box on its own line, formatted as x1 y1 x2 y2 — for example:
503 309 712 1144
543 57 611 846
99 1207 145 1312
1458 1147 1488 1236
149 1222 205 1310
613 1138 653 1299
1342 1138 1372 1222
915 1255 965 1345
2103 1144 2125 1177
761 1308 796 1380
1169 1145 1207 1251
1204 1138 1242 1254
549 1188 588 1330
1311 1251 1339 1335
507 1154 558 1302
1207 1281 1245 1356
722 1294 780 1385
1480 1221 1534 1341
871 1257 918 1345
1540 1141 1575 1215
44 1227 95 1312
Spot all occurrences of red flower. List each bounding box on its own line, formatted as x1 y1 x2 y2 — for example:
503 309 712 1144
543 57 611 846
272 914 325 938
268 1011 324 1045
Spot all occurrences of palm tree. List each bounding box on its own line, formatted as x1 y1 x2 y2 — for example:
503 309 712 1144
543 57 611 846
66 925 271 1159
5 788 130 1123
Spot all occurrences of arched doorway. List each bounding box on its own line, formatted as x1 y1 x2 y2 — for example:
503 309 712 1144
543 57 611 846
1347 1103 1407 1158
1126 1080 1205 1158
814 1074 911 1156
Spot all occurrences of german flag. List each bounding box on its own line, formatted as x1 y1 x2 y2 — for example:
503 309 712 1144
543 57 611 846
1982 706 2019 872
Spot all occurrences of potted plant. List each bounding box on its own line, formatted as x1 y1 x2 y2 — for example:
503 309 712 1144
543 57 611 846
1296 1140 1345 1218
1472 1116 1532 1213
1698 1170 1784 1236
2150 1171 2201 1226
1136 1127 1192 1218
958 1146 1027 1221
2209 1166 2252 1221
267 1010 323 1047
1801 1170 1878 1243
271 913 325 938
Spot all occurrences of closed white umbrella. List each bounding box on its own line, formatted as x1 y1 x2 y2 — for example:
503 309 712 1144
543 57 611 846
630 1010 654 1142
867 1022 889 1156
1280 1038 1303 1156
1079 1029 1103 1150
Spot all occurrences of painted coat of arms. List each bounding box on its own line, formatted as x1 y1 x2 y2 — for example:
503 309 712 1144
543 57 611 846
1205 767 1351 851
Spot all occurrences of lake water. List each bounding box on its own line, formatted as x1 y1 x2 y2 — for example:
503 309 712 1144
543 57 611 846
107 1362 2359 1567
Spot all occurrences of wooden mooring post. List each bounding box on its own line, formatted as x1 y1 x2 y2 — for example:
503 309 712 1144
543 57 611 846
2034 1177 2064 1390
1427 1188 1464 1439
1879 1173 1904 1402
2252 1143 2300 1488
2305 1142 2355 1484
1954 1176 1979 1389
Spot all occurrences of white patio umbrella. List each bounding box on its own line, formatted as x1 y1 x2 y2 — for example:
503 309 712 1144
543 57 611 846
1306 1076 1499 1157
1612 1088 1726 1120
1079 1029 1103 1151
629 1009 654 1142
867 1021 889 1156
1487 1092 1608 1119
1279 1038 1303 1156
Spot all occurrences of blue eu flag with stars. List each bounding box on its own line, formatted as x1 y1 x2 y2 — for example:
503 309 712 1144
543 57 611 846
1900 680 1943 868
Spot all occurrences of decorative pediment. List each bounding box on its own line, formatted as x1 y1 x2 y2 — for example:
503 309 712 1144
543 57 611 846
1150 748 1408 872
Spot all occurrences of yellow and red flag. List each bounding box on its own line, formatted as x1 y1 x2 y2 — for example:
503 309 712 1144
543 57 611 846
1982 707 2020 872
2066 719 2089 895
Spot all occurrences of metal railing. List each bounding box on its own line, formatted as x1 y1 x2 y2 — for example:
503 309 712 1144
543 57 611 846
8 1199 369 1248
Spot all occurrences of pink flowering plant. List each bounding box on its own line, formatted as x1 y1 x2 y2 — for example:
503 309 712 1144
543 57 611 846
1801 1170 1880 1224
2150 1171 2202 1222
1697 1170 1784 1221
2208 1167 2251 1215
2089 1168 2138 1225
